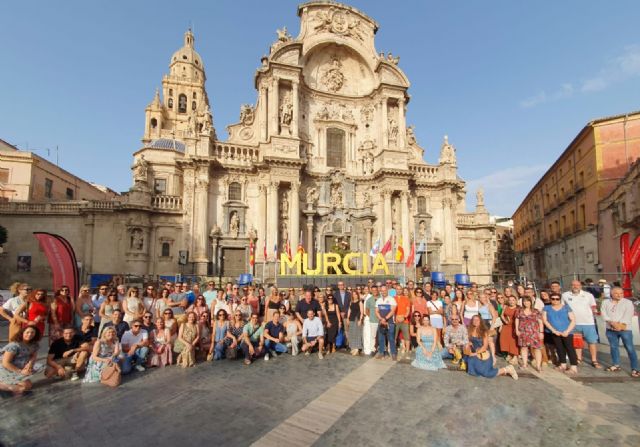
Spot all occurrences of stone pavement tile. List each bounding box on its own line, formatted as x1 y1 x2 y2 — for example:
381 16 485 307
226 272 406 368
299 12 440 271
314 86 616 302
0 354 368 447
314 363 640 447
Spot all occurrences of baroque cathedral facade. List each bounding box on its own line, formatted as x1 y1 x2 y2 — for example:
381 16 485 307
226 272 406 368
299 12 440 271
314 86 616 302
1 2 496 284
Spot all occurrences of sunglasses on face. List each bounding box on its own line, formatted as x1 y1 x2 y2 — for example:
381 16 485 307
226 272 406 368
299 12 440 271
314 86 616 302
133 325 141 328
550 298 561 301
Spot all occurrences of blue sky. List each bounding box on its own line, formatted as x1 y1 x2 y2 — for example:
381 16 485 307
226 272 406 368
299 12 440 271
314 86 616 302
1 1 639 216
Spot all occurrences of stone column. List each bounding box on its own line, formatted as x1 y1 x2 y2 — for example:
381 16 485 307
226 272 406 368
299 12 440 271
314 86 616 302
83 214 95 278
210 237 219 276
193 168 210 275
442 198 453 262
291 80 299 138
304 211 314 266
398 97 406 148
365 226 373 255
258 184 267 261
149 225 157 275
267 180 279 256
401 191 410 252
290 183 299 253
381 98 388 148
259 84 268 141
269 79 279 138
383 189 392 240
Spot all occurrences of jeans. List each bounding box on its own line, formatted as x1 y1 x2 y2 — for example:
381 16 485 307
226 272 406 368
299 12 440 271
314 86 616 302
264 339 288 354
377 322 397 356
213 340 226 360
606 330 638 370
241 340 262 360
122 347 149 374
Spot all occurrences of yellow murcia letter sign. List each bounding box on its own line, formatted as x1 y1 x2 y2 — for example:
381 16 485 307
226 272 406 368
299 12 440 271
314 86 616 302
280 252 390 276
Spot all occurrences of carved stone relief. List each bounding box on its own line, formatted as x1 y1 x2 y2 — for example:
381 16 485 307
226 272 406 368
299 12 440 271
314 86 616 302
312 7 365 42
320 56 345 93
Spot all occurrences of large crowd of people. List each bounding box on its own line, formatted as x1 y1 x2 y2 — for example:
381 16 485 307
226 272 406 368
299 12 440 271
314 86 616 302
1 277 638 393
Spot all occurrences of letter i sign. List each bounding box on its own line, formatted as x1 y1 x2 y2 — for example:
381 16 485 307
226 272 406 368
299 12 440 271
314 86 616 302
620 233 640 297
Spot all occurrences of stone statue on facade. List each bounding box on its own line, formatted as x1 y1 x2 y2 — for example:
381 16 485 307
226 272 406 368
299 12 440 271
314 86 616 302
419 220 427 240
476 188 485 207
280 220 289 247
364 151 374 174
229 211 239 238
132 155 149 184
330 183 343 208
248 226 257 240
439 135 457 165
360 104 374 123
306 187 319 208
276 26 292 42
130 228 144 250
279 92 293 126
239 104 255 126
407 125 417 145
280 193 289 218
386 53 400 65
388 117 398 144
362 191 372 207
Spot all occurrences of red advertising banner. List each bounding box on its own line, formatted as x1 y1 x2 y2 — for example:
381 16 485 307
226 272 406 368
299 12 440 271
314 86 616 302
33 232 79 299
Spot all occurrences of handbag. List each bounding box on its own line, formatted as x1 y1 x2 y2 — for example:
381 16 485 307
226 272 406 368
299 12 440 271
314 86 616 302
336 328 345 348
572 332 584 349
477 351 490 361
100 361 121 387
225 345 238 359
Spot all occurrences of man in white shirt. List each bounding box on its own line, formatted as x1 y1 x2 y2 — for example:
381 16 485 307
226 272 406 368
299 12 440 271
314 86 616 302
301 309 325 359
120 320 149 374
375 286 397 361
562 280 601 368
601 287 638 376
92 285 109 326
202 281 218 307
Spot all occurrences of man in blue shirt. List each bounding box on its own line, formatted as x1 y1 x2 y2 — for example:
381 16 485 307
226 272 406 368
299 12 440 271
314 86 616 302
375 286 397 361
263 311 287 360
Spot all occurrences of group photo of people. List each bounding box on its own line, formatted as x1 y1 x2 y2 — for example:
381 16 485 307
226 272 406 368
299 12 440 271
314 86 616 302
1 276 638 394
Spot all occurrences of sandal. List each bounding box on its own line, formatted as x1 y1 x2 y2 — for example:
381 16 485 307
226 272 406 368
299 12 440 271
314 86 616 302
631 370 640 378
592 361 602 369
605 365 621 372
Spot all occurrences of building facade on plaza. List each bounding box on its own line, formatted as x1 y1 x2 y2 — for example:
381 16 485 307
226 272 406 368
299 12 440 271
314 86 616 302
0 2 496 287
513 111 640 285
598 159 640 292
0 139 116 203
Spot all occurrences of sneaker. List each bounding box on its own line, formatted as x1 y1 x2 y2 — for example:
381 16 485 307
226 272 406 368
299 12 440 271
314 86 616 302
304 351 310 356
292 352 298 356
135 364 146 372
264 353 270 361
70 372 80 381
318 352 324 359
507 365 519 381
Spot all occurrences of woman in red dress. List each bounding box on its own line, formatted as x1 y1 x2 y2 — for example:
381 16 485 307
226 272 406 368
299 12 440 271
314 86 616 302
49 286 74 344
499 295 519 363
14 289 50 335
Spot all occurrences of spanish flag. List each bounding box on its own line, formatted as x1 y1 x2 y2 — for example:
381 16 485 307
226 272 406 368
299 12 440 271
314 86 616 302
297 230 305 255
249 240 255 267
395 236 404 262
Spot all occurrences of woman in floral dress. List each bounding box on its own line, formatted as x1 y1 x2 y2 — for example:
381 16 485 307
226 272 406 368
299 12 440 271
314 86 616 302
83 326 121 383
0 326 43 394
515 296 544 371
147 318 173 367
174 311 199 367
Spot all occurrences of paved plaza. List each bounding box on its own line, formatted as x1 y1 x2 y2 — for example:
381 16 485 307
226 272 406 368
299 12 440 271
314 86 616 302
1 331 638 447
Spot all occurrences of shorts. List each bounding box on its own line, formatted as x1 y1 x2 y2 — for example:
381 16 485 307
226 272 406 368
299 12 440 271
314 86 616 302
306 336 318 343
395 322 410 340
574 325 598 344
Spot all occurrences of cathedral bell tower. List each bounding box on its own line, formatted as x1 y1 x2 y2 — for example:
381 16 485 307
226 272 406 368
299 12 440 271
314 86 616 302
142 29 215 153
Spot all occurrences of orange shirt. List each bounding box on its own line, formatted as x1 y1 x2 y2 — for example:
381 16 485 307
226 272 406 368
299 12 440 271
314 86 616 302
395 295 411 320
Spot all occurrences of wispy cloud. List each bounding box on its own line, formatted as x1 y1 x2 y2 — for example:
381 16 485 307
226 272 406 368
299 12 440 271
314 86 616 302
466 164 548 216
520 44 640 108
467 164 547 192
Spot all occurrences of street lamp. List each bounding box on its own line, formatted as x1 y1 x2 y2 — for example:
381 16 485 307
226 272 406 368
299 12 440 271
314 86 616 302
463 250 469 275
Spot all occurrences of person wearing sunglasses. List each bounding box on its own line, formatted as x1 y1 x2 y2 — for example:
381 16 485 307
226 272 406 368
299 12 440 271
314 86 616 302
91 285 109 327
542 292 578 375
208 310 229 361
1 283 31 340
74 286 95 331
98 291 122 338
120 319 150 374
49 286 73 344
442 315 469 365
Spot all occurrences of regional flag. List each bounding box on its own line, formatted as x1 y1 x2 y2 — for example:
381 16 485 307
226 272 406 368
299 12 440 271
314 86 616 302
249 240 255 267
395 236 404 262
286 239 292 260
406 238 415 267
370 236 381 257
297 230 305 255
263 239 267 260
380 235 393 255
